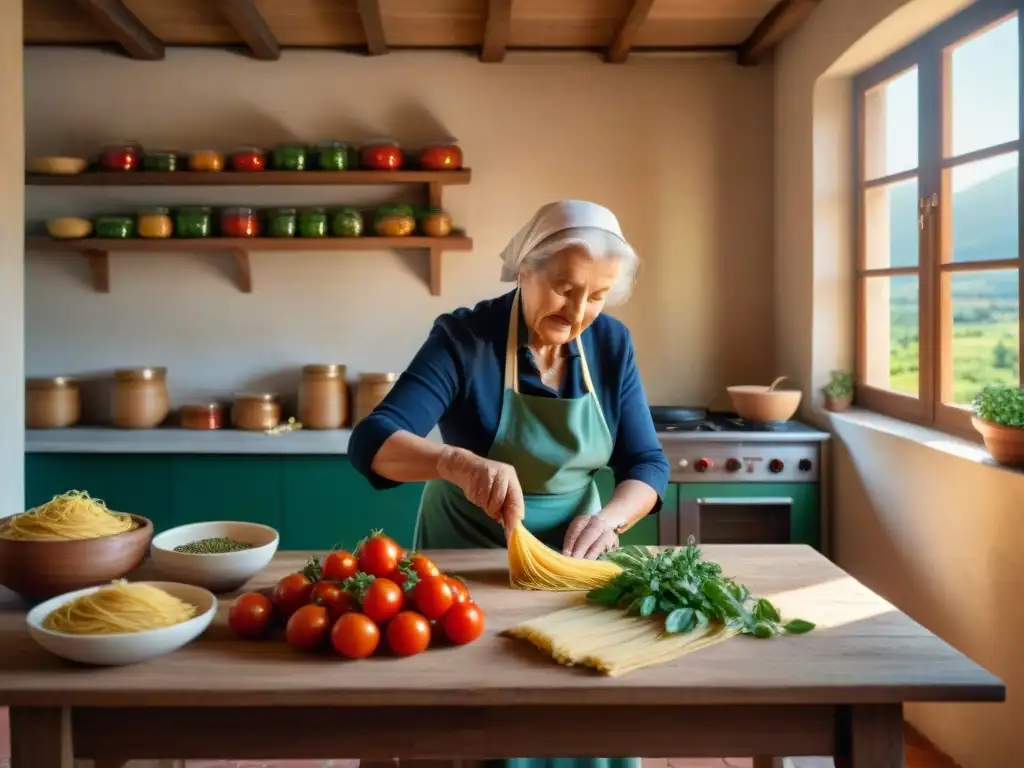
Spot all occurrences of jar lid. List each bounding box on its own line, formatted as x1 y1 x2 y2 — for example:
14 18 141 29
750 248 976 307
115 367 167 381
231 145 264 153
362 137 400 148
189 149 222 155
302 207 327 214
95 214 134 222
27 376 77 390
316 140 350 148
360 372 398 383
139 206 170 215
423 138 460 147
268 207 297 215
234 392 278 402
222 207 256 215
275 142 308 149
177 205 211 213
181 402 221 413
145 150 178 157
302 364 347 377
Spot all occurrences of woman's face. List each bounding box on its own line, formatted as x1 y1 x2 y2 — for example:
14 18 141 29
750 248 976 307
519 246 621 346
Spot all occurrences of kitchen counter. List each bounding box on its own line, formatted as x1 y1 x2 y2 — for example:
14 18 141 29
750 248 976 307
0 546 1003 767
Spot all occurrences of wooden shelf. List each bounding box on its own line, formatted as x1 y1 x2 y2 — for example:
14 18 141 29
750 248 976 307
25 169 472 186
26 236 474 295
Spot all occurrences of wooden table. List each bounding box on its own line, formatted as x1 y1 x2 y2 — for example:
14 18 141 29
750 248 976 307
0 545 1005 768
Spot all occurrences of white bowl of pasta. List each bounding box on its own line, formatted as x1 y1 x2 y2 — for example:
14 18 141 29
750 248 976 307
25 580 217 666
149 521 279 592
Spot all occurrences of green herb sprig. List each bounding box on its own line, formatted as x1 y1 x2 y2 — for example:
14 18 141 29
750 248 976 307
587 538 815 639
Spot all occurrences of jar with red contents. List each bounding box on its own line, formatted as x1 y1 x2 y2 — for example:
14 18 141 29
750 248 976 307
99 142 143 172
419 140 463 170
220 207 261 238
230 146 265 172
360 138 404 171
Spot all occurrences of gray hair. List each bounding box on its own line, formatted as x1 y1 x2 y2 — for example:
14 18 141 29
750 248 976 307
517 226 639 305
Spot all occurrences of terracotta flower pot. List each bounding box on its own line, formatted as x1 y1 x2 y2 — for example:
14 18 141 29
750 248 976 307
972 416 1024 468
824 394 852 413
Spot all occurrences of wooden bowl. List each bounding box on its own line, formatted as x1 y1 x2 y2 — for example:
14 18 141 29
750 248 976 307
727 385 803 422
0 515 153 600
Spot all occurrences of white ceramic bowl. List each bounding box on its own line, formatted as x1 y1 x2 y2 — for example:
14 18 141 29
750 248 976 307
26 581 216 666
149 521 280 592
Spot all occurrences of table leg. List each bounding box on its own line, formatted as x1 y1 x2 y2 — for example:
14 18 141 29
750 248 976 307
834 704 904 768
9 707 74 768
752 758 783 768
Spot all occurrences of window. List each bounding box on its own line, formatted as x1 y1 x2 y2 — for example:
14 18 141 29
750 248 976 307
854 0 1023 436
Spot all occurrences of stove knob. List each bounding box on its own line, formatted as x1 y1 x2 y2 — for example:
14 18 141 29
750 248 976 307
695 458 714 473
798 458 813 472
725 458 742 473
768 459 784 474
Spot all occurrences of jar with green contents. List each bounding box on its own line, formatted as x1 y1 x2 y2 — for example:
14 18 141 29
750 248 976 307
298 208 329 237
266 208 297 237
94 215 136 239
331 207 364 237
175 206 212 238
273 144 308 171
142 151 178 172
315 141 351 170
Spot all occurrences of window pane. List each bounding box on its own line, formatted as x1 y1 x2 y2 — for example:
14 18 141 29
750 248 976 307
863 275 919 396
947 269 1020 405
863 67 918 180
949 152 1019 263
864 177 919 269
948 15 1019 158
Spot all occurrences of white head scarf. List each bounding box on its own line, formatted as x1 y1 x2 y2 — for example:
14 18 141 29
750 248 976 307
499 200 628 282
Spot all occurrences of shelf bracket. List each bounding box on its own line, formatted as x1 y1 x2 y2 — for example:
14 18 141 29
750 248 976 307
84 249 110 293
230 249 253 293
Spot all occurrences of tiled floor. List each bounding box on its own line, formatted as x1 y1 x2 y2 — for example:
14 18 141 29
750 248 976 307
0 708 958 768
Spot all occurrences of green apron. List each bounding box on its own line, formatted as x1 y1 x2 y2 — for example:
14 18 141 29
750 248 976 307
416 290 640 768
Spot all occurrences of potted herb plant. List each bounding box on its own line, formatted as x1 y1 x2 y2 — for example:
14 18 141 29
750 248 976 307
971 384 1024 468
822 370 854 413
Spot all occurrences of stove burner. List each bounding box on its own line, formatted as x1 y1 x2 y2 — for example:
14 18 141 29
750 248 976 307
650 407 818 435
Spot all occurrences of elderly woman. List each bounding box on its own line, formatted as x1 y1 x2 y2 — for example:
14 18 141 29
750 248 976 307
350 199 668 564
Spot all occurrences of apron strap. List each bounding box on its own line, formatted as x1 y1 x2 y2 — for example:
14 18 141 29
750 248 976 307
505 289 597 396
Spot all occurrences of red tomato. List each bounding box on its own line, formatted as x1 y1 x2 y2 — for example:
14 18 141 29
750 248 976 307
361 578 403 624
413 575 454 621
409 554 441 579
285 604 330 651
228 592 273 639
272 572 314 618
322 550 358 582
358 535 401 578
443 602 485 645
447 576 471 604
331 612 381 659
386 611 432 657
311 581 354 620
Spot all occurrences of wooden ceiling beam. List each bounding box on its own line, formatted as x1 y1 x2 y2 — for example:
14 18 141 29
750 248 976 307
605 0 656 64
357 0 388 56
72 0 164 60
219 0 280 61
481 0 512 63
737 0 820 66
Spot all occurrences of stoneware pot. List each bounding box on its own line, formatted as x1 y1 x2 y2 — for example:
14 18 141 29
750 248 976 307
971 416 1024 469
824 393 853 413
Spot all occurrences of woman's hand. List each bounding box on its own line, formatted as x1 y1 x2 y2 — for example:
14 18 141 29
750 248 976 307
437 447 525 536
563 515 618 560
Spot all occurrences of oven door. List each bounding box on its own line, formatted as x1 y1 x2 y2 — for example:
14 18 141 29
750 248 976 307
678 497 795 546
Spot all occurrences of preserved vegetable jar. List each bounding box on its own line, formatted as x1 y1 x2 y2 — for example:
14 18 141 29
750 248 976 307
142 151 178 172
221 207 261 237
314 141 351 170
100 142 142 172
113 367 170 429
298 208 328 238
188 150 224 172
94 215 135 239
138 207 173 238
179 403 223 430
273 144 307 171
331 207 363 237
230 146 265 172
354 372 397 423
298 364 348 429
266 208 297 237
26 377 80 429
360 139 404 171
231 393 281 431
418 140 463 170
175 206 212 238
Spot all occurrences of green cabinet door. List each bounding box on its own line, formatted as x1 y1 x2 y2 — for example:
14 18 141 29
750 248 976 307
594 468 674 548
170 456 283 531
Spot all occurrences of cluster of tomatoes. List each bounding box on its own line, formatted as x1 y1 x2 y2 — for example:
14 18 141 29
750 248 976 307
227 531 485 659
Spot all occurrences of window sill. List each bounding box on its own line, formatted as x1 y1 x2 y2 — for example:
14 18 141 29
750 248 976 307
812 406 1024 478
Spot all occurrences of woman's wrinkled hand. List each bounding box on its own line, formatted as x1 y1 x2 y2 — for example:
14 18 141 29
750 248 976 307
437 447 525 537
563 515 618 560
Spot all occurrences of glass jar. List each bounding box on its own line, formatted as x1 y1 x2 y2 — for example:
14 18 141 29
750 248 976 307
360 138 404 171
99 142 142 172
221 207 261 238
418 140 463 171
315 141 351 171
354 372 398 423
175 206 212 238
266 208 297 238
231 393 281 431
298 208 328 238
298 364 348 429
230 146 265 172
94 215 136 239
188 150 224 172
113 367 170 429
26 377 81 429
142 151 178 172
273 144 307 171
179 403 223 430
138 207 173 239
330 207 364 237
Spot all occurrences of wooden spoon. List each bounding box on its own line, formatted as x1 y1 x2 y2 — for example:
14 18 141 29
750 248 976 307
767 376 788 392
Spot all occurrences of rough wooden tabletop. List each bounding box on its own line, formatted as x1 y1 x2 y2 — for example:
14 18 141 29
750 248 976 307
0 544 1005 708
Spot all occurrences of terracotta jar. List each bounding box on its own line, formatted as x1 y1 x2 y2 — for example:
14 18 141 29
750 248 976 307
232 393 281 431
26 377 81 429
179 403 223 430
113 367 170 429
299 364 348 430
354 372 397 423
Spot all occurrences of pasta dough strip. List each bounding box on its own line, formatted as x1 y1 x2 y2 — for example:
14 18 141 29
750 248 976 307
507 523 622 591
